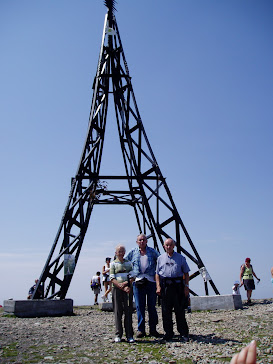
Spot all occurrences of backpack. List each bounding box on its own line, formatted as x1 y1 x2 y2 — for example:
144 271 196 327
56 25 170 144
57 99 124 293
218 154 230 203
91 282 99 290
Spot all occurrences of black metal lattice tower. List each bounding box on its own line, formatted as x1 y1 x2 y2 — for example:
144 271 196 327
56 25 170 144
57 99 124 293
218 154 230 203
33 1 220 300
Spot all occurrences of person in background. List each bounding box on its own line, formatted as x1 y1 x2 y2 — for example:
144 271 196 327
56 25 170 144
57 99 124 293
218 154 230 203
156 238 190 342
102 257 112 302
125 233 160 338
90 271 101 305
110 244 135 343
27 279 42 299
240 258 260 305
232 280 241 295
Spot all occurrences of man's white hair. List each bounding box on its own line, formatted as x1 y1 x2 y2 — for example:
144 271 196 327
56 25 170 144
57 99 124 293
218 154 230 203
115 244 126 252
136 233 147 241
164 238 176 246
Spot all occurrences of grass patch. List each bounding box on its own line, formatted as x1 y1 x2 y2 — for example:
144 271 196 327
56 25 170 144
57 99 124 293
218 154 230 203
2 314 16 318
2 343 18 358
218 358 233 362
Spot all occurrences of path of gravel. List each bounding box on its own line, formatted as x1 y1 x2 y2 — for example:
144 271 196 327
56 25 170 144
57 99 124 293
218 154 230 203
0 299 272 363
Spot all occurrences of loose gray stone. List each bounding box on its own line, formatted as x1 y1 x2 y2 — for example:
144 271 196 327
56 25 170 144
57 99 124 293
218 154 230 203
0 299 272 363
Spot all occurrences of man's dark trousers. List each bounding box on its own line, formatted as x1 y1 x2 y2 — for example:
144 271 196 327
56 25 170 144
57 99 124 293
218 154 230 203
161 281 188 337
112 286 133 339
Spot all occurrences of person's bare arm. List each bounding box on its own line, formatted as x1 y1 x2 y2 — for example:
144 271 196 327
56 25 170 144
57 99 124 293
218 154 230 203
252 269 260 281
155 274 161 295
240 266 244 286
184 272 190 296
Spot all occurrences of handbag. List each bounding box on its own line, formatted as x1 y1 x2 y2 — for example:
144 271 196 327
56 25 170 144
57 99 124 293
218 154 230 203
135 278 148 288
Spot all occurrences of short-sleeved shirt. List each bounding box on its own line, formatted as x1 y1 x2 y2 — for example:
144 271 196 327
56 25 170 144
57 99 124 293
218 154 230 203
156 251 190 278
109 258 134 284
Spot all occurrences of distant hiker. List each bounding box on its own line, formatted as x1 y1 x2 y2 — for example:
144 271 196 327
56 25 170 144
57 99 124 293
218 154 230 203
102 257 112 302
27 279 42 299
232 280 241 295
91 272 101 305
240 258 260 305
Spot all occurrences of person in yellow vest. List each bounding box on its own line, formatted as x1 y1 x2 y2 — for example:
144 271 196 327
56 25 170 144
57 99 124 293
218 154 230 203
240 258 260 305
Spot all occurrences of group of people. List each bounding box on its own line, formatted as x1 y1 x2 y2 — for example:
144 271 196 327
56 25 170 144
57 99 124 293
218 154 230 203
92 233 190 344
89 235 267 364
90 257 112 305
91 238 266 346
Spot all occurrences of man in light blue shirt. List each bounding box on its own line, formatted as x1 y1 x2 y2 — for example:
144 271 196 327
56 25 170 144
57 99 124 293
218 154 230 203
156 238 190 342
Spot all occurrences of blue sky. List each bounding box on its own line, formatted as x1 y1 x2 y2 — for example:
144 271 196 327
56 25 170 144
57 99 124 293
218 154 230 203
0 0 272 305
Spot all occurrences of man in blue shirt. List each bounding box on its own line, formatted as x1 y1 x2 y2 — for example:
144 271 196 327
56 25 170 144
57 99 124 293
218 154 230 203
156 238 190 342
125 234 160 338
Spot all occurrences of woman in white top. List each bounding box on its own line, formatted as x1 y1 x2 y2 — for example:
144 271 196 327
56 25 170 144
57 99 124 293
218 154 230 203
102 257 112 302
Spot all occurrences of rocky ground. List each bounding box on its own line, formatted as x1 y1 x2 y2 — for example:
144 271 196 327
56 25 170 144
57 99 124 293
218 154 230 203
0 299 272 363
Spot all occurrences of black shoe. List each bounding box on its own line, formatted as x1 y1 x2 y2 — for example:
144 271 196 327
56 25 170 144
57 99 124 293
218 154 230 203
136 331 146 338
149 330 160 338
179 335 189 342
162 334 173 342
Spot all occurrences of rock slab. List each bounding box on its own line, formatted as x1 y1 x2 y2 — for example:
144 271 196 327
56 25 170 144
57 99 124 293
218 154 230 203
3 299 73 317
191 294 242 311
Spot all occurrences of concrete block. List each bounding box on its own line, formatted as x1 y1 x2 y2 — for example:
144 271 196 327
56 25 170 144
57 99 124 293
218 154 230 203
3 299 73 318
100 302 113 311
191 295 242 311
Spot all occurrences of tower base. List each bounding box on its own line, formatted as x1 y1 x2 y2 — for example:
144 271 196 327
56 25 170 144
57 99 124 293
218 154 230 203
3 299 73 318
191 294 242 311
